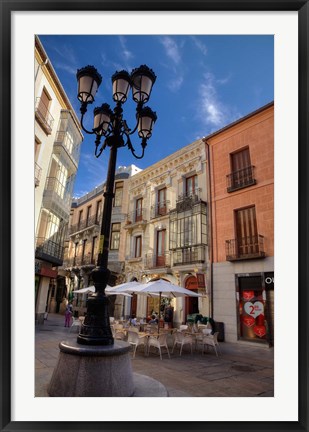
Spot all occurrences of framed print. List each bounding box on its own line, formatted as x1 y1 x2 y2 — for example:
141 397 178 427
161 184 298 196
1 0 308 431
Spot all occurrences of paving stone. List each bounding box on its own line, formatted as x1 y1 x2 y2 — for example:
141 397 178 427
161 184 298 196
35 314 274 398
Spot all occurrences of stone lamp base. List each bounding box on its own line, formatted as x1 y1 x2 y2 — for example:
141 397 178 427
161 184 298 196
48 340 134 397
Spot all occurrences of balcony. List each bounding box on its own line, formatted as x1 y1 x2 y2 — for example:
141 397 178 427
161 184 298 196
125 209 148 226
64 255 96 268
69 214 101 235
150 200 171 219
175 189 202 212
172 245 205 266
226 166 256 192
35 97 54 135
225 235 265 261
144 252 171 269
35 162 42 187
35 237 64 266
42 177 72 217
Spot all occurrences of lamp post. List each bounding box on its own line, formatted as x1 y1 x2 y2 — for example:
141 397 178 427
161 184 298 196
76 64 157 345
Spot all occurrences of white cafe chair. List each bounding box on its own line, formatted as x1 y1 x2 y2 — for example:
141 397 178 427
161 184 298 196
147 333 170 360
201 331 221 357
127 331 147 358
172 331 193 356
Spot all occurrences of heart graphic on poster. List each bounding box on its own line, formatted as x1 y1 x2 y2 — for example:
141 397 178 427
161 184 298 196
242 290 255 301
242 315 255 327
253 325 266 338
244 301 264 318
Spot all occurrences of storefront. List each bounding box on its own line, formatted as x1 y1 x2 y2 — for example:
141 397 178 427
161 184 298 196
236 272 274 345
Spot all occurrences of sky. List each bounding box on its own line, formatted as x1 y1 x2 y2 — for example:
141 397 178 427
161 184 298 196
39 35 274 198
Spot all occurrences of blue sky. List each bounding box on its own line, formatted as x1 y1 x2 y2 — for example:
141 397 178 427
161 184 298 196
39 35 274 197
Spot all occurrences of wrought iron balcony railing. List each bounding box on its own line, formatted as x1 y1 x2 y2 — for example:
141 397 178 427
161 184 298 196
69 214 101 235
64 255 96 267
35 237 64 266
225 235 265 261
172 245 205 266
35 162 42 187
125 208 148 225
35 97 54 135
175 189 202 212
150 200 171 219
226 166 256 192
144 252 171 269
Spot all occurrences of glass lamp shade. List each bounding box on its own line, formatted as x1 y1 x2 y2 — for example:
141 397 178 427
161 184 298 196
137 107 157 139
76 66 102 104
93 104 112 136
131 65 156 104
112 70 131 103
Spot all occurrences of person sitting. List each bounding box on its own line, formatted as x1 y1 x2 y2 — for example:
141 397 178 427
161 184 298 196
149 314 158 324
130 316 137 326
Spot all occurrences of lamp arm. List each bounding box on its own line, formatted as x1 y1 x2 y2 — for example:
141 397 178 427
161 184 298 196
80 112 96 135
127 136 147 160
95 136 108 158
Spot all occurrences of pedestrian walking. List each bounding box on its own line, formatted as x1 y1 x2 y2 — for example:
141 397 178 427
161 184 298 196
64 305 72 327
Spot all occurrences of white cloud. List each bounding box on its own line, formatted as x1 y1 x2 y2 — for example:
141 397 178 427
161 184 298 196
160 36 181 65
119 36 134 61
168 75 184 92
197 72 241 132
191 36 208 56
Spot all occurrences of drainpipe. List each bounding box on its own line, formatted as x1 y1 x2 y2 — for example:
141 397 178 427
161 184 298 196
204 140 214 318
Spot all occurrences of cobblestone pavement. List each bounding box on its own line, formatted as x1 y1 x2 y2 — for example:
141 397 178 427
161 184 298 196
36 313 274 397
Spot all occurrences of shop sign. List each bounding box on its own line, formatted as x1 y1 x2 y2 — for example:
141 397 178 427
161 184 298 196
39 266 58 278
264 272 274 289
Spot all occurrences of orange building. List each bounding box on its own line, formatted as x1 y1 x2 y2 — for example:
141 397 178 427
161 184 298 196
204 102 274 345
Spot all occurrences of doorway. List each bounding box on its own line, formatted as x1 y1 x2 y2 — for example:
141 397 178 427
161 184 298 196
184 275 199 320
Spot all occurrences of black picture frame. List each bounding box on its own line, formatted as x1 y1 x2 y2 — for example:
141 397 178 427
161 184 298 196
1 1 308 431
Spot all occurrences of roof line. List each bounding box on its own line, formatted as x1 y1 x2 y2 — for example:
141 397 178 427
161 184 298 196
203 101 274 141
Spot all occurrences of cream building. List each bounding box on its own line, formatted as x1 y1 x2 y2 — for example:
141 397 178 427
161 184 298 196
123 139 210 326
35 36 83 323
62 165 141 317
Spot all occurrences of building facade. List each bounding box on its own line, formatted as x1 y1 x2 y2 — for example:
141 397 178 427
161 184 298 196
123 139 210 326
35 36 83 323
204 102 274 345
62 165 141 317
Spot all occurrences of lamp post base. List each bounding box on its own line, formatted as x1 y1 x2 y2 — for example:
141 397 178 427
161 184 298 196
48 340 134 397
77 293 113 345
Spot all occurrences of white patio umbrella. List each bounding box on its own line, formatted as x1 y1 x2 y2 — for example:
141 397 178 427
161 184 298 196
105 281 144 294
138 279 203 332
73 286 132 297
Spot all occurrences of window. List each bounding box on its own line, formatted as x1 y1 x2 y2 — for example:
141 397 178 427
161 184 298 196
228 147 256 191
38 87 51 120
235 206 258 256
81 239 87 262
78 210 83 230
95 200 102 223
35 136 41 162
91 236 97 264
86 206 92 226
55 163 68 199
186 175 198 196
64 131 74 154
110 223 121 250
134 235 142 258
157 187 167 216
114 182 123 207
135 198 143 222
156 229 166 266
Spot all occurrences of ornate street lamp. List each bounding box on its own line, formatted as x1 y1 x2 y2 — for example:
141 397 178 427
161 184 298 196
76 64 157 345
